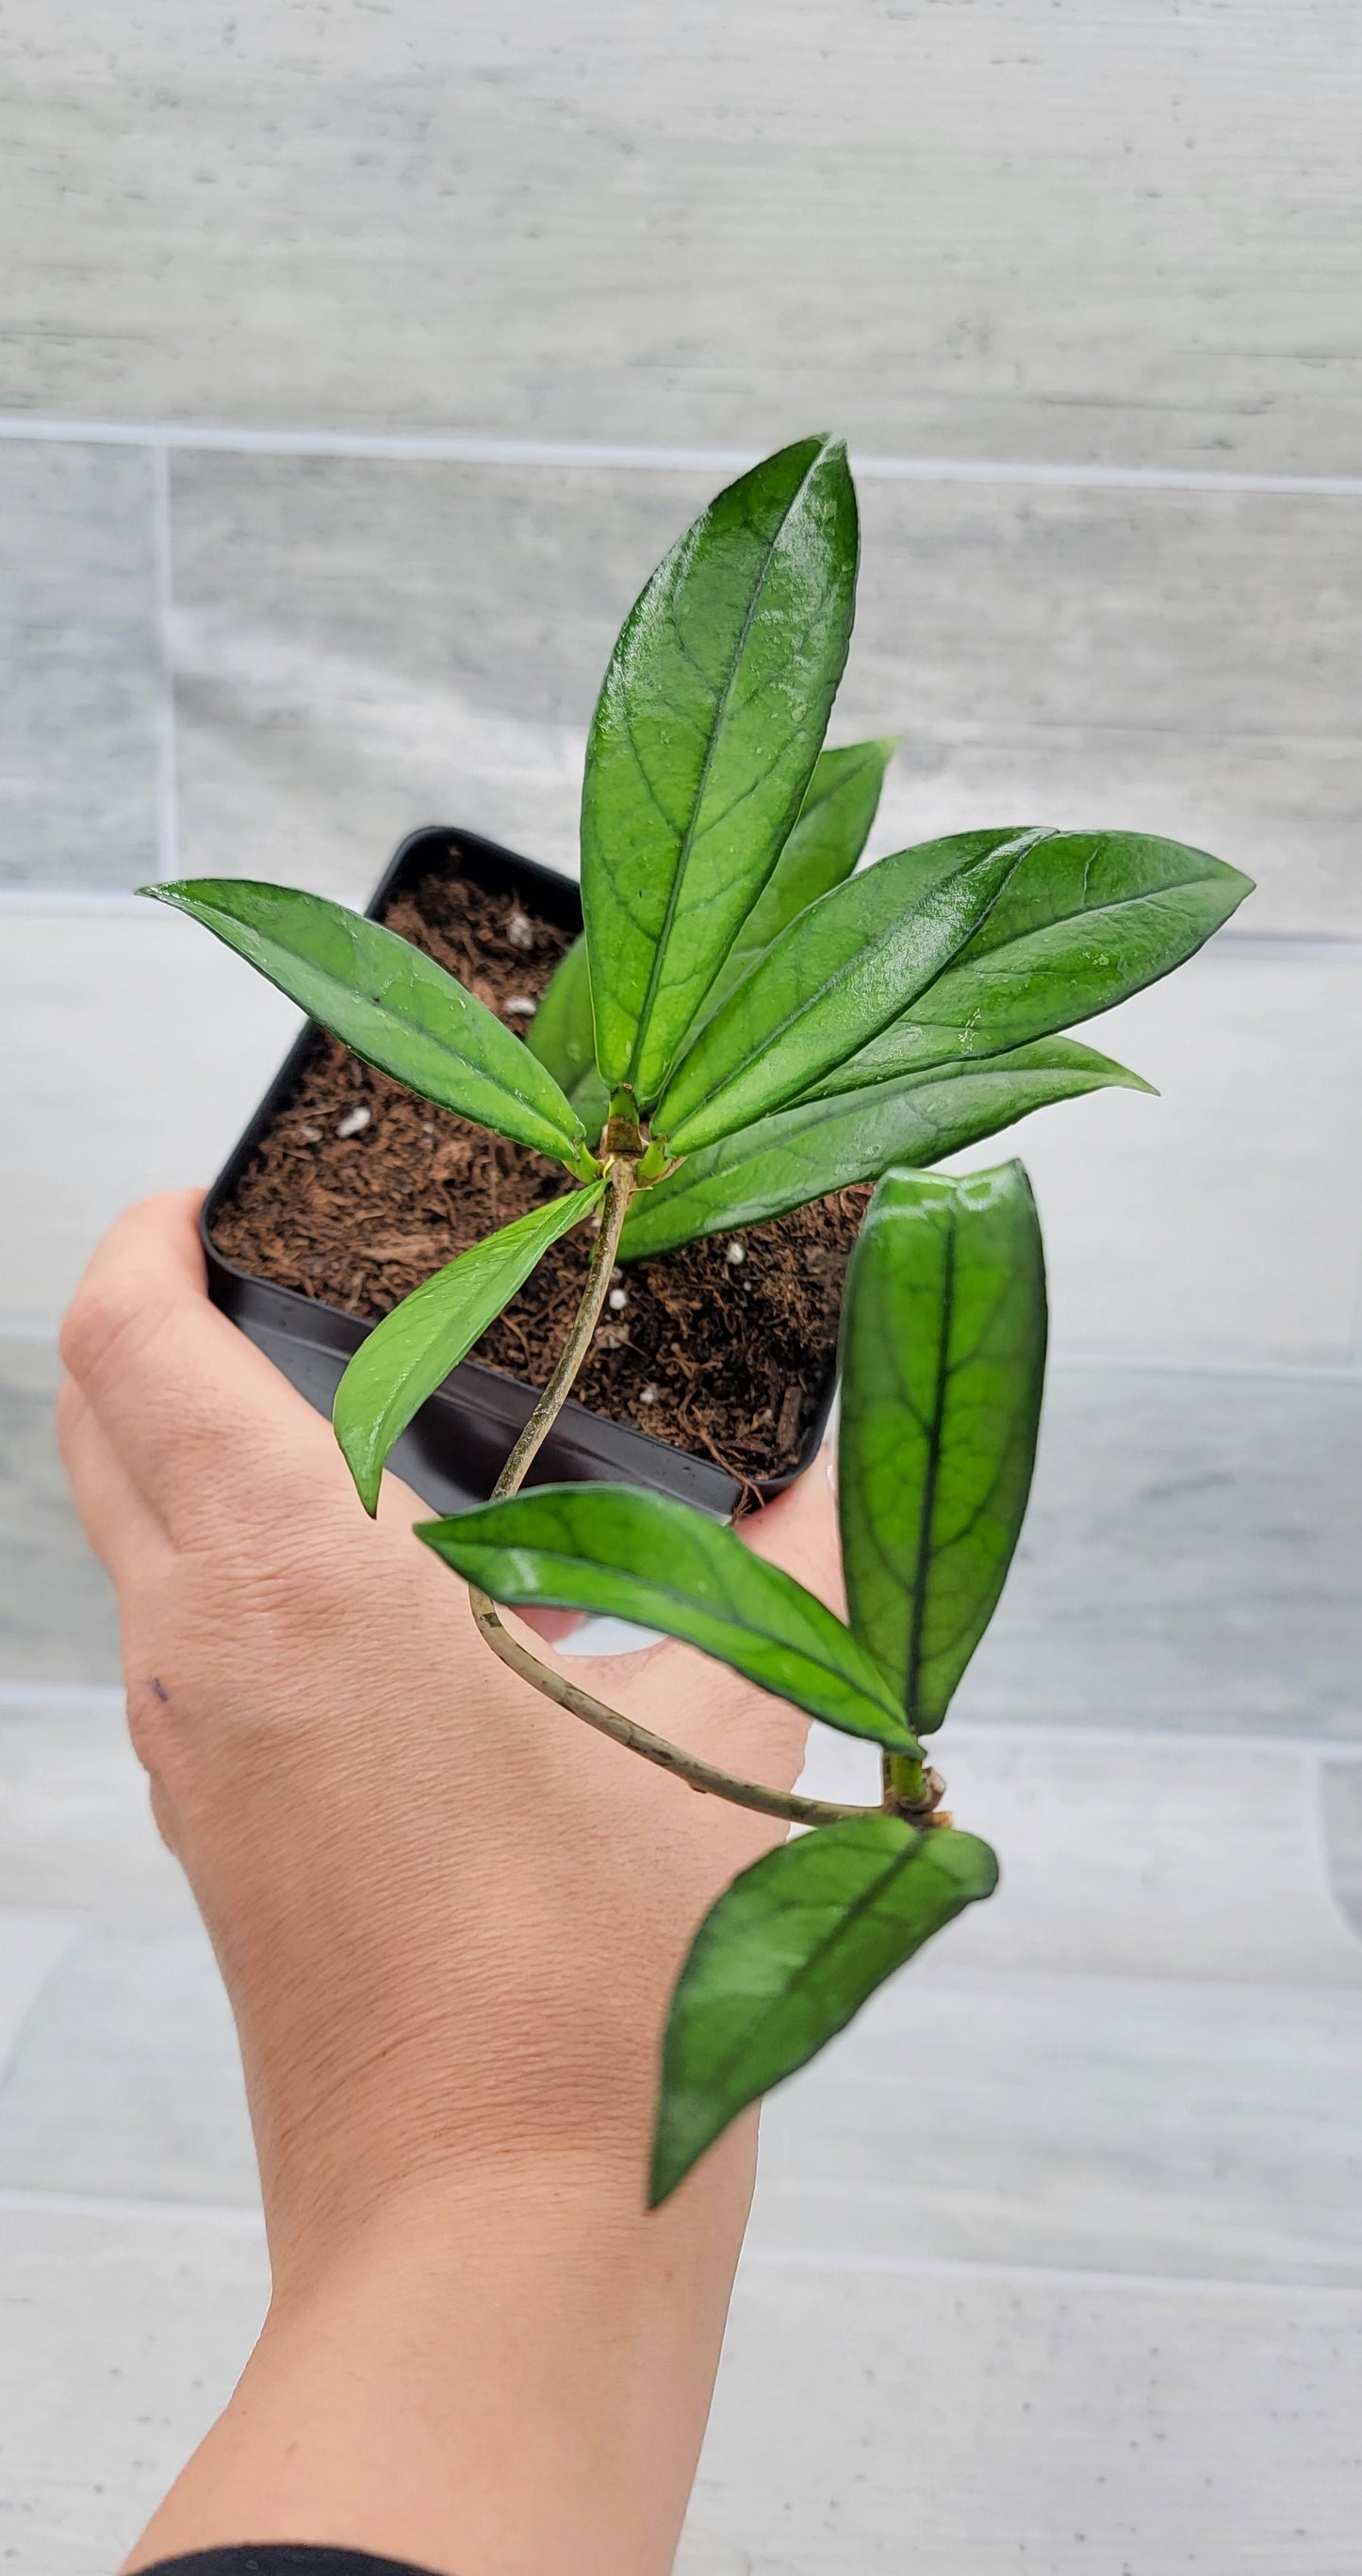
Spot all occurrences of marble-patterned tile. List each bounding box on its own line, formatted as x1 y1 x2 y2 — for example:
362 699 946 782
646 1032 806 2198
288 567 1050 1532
0 1922 255 2207
0 442 160 890
0 1689 188 1937
168 452 1362 931
168 453 693 891
0 1911 80 2073
0 1689 189 1928
947 945 1362 1367
1321 1761 1362 1943
2 2 1356 477
0 907 302 1321
849 477 1362 938
750 1964 1362 2286
796 1733 1362 1985
956 1368 1362 1733
694 2257 1362 2573
0 2200 266 2576
0 1343 120 1685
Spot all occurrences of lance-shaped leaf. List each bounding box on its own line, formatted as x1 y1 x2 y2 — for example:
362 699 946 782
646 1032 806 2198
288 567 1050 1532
801 829 1254 1098
650 1817 998 2203
144 880 597 1174
839 1164 1045 1733
333 1183 606 1515
620 1037 1152 1259
655 829 1035 1156
526 933 596 1097
581 435 859 1107
418 1485 917 1750
526 935 612 1142
701 736 895 1016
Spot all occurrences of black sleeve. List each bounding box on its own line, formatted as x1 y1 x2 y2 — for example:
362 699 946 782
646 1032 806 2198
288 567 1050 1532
136 2551 448 2576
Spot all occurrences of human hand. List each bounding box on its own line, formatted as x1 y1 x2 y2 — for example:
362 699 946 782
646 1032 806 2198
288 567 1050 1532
58 1191 838 2576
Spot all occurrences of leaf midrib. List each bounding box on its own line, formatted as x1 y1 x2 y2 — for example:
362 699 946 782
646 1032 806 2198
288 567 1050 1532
690 1833 923 2098
905 1217 956 1729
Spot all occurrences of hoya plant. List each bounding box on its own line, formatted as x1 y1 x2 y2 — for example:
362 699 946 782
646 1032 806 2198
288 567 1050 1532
427 1156 1040 2202
145 433 1251 2190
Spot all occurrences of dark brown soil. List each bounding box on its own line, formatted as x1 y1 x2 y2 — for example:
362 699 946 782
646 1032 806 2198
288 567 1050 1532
210 849 868 1485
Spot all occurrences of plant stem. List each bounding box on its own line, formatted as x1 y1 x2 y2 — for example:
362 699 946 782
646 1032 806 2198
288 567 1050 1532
882 1750 949 1824
469 1605 884 1829
466 1152 886 1830
492 1157 636 1499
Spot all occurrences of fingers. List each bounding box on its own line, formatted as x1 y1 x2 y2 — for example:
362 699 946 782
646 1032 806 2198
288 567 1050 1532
738 1436 845 1616
60 1192 347 1542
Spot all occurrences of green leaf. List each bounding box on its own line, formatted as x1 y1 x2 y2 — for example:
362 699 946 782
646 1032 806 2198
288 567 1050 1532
701 736 895 1015
800 829 1254 1097
620 1037 1152 1258
417 1484 917 1751
581 435 859 1107
526 934 595 1096
143 880 597 1175
333 1183 605 1515
525 936 612 1145
650 1817 998 2203
839 1164 1045 1733
656 829 1035 1156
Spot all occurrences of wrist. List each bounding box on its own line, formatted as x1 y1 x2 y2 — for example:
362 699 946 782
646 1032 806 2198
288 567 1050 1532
127 2125 759 2576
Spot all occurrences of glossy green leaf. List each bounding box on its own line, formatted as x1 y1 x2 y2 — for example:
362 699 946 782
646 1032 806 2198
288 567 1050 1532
581 435 859 1107
526 933 595 1096
801 829 1254 1098
143 880 597 1175
650 1817 998 2203
620 1037 1152 1258
417 1484 917 1750
701 736 895 1015
656 829 1035 1155
333 1183 605 1515
839 1164 1045 1733
525 936 612 1144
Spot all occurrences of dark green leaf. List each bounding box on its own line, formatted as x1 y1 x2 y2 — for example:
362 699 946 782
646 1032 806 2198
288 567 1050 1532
650 1817 998 2203
581 435 859 1107
656 829 1034 1155
839 1164 1045 1732
620 1037 1152 1258
702 736 895 1014
418 1484 916 1750
143 880 597 1174
800 829 1254 1098
333 1183 605 1515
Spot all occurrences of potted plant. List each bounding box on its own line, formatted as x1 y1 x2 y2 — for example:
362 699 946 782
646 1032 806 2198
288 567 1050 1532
147 433 1250 2196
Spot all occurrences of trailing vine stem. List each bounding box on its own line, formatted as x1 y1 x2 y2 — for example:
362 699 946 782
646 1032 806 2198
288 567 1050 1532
467 1151 938 1830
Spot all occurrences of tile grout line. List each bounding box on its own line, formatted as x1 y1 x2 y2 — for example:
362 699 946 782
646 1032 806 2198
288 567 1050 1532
149 442 180 883
740 2244 1362 2303
3 1679 1362 1764
0 2187 1356 2302
3 412 1362 500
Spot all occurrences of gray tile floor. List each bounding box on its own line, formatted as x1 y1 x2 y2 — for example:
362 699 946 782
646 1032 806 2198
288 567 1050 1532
3 5 1361 2568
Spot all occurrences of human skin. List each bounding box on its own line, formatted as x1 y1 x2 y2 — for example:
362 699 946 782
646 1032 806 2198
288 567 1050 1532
57 1192 838 2576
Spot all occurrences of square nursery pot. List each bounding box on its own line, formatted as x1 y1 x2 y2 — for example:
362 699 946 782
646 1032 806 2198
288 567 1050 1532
203 826 840 1521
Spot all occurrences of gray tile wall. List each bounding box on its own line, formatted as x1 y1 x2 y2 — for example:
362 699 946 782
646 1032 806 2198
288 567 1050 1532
3 6 1360 2568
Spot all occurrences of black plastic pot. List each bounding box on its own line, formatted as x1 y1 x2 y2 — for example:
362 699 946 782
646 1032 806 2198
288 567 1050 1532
203 826 837 1520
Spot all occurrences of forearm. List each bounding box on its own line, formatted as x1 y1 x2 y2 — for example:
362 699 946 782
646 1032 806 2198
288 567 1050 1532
124 2136 757 2576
